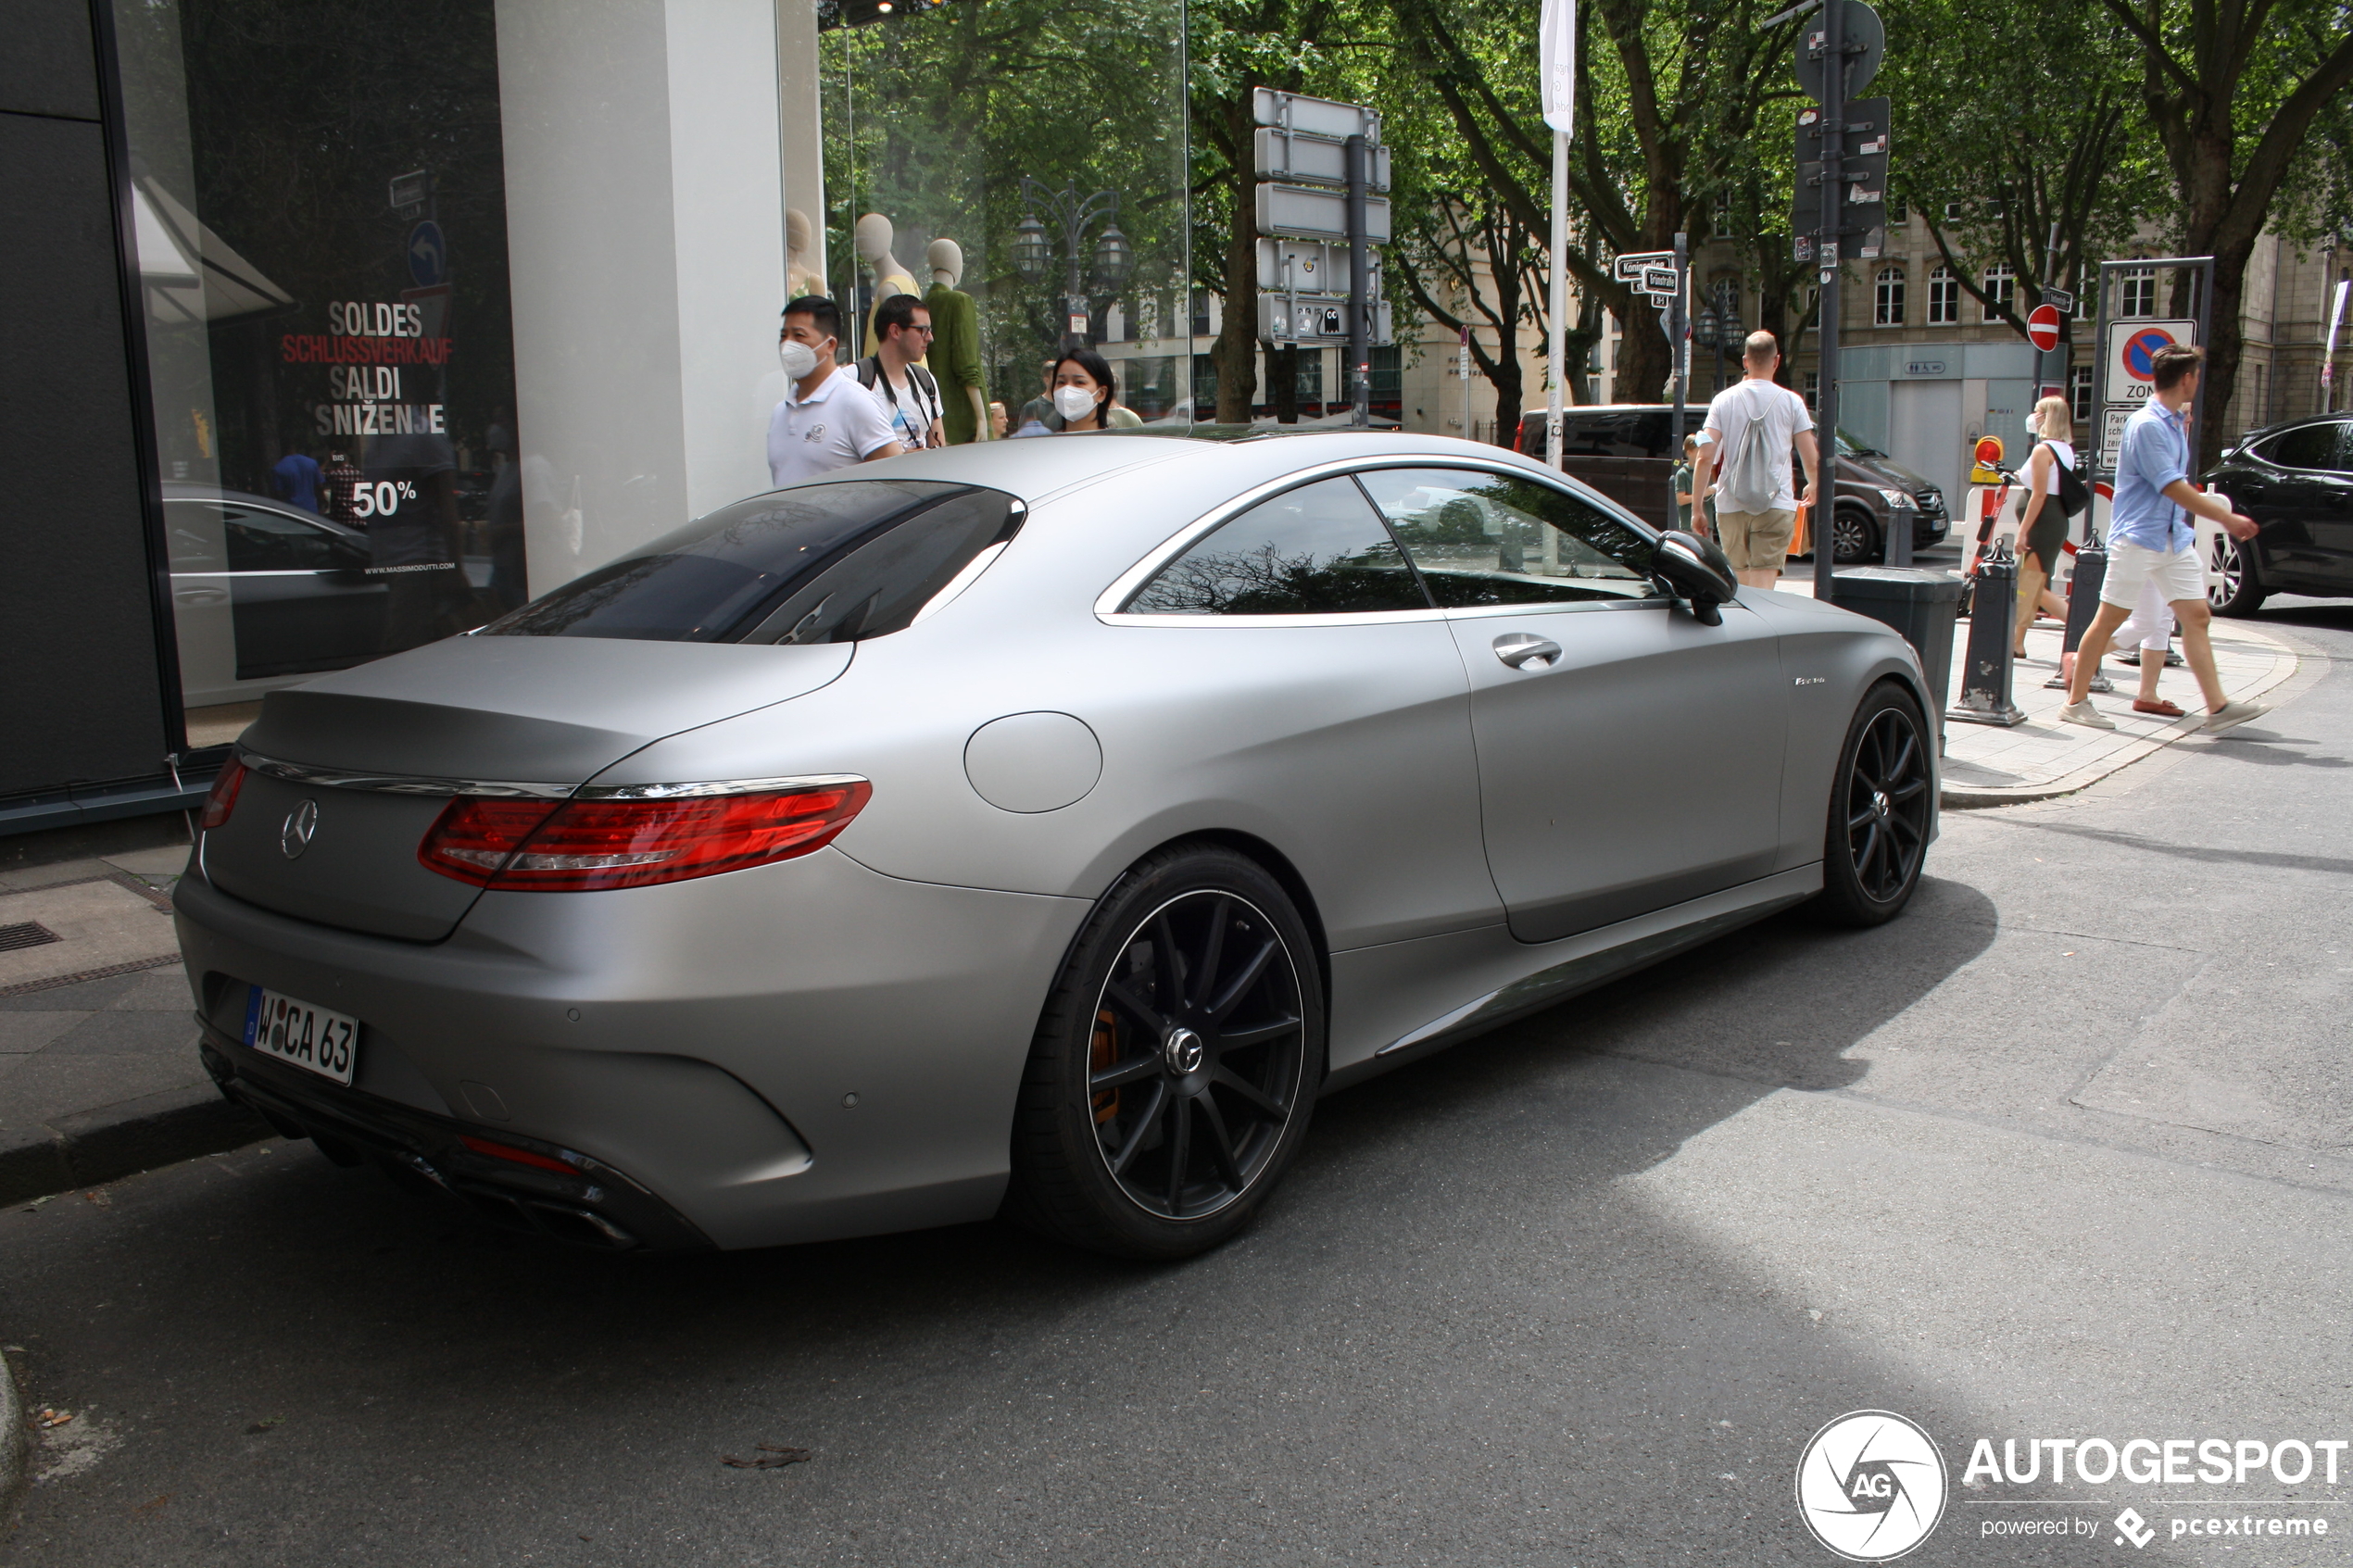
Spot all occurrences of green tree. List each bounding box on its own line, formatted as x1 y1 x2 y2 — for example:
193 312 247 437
2102 0 2353 458
1881 0 2168 358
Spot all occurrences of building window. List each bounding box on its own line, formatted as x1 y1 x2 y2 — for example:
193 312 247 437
1928 266 1959 325
1887 201 1909 226
1371 345 1401 400
1874 267 1906 326
2070 366 2094 426
2120 269 2158 318
1296 348 1325 406
1804 371 1820 408
2073 286 2094 320
1983 265 2016 321
1191 353 1218 416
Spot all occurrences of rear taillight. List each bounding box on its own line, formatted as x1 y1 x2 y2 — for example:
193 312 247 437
417 781 871 892
198 756 248 831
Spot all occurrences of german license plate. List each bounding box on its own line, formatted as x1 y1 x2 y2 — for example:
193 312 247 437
243 987 359 1086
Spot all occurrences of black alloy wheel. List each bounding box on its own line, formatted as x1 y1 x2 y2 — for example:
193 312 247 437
1831 505 1881 565
1817 683 1931 926
1008 845 1322 1259
2208 529 2269 617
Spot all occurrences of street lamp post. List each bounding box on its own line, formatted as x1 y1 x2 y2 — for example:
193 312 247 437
1014 177 1133 350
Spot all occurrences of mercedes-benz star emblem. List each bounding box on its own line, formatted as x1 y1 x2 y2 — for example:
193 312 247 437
1163 1025 1205 1077
281 799 321 859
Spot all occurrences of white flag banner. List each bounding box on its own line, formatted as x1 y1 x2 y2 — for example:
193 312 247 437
1540 0 1576 134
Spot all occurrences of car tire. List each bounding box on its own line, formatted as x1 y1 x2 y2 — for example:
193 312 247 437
1831 505 1881 565
2208 529 2269 617
1815 682 1931 928
1006 843 1324 1260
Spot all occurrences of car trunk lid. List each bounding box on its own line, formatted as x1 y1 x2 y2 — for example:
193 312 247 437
205 636 852 941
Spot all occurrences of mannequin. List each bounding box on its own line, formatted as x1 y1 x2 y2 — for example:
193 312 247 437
856 213 919 357
786 208 824 299
925 239 988 444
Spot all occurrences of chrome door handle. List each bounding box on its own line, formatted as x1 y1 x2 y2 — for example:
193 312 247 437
1492 633 1561 671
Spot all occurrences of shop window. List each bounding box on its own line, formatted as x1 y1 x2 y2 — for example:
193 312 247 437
1982 265 2016 321
1927 266 1960 325
823 0 1189 431
109 0 525 750
1372 345 1402 400
1296 350 1325 407
1874 267 1906 326
1192 354 1219 419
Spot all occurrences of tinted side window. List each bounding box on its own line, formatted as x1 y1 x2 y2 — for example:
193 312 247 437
2261 423 2351 472
220 505 368 571
484 480 1012 643
1128 477 1429 615
1554 412 1672 458
1356 468 1661 607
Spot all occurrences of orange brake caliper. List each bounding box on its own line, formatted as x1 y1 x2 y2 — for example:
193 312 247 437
1091 1009 1121 1124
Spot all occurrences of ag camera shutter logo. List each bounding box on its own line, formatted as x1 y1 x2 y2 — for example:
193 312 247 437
1795 1411 1948 1561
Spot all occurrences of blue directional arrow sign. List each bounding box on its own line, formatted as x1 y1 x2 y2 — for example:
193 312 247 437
407 221 447 288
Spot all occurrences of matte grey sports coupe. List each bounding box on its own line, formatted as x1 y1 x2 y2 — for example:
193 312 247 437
177 432 1936 1260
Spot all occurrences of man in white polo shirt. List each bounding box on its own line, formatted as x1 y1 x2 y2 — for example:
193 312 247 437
769 295 902 487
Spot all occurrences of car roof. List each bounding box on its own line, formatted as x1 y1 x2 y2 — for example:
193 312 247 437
778 430 1541 508
160 483 366 535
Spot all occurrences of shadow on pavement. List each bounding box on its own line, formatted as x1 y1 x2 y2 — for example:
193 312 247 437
0 874 2173 1566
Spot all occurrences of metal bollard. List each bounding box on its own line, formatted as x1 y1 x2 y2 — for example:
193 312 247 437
2051 538 2114 693
1950 543 2026 725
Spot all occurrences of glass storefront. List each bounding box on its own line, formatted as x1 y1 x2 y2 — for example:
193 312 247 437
111 0 522 746
94 0 1189 763
820 0 1189 431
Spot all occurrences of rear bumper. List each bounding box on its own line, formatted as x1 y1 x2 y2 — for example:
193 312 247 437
198 1031 713 1251
174 847 1091 1249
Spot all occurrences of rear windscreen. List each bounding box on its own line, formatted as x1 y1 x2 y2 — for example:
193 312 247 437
480 482 1020 644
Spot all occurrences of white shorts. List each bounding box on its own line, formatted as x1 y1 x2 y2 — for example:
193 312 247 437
2100 541 2204 610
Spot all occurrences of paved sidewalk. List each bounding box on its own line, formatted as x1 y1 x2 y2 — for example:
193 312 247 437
0 844 263 1206
1779 575 2306 807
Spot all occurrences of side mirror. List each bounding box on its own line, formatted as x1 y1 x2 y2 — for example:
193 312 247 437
1651 529 1739 626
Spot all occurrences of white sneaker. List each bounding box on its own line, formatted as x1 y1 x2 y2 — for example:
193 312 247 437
2057 699 2116 730
2203 700 2271 733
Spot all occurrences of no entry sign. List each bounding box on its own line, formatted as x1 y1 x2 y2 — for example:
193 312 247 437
2027 303 2061 353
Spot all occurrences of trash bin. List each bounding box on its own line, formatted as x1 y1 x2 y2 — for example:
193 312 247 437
1830 567 1963 715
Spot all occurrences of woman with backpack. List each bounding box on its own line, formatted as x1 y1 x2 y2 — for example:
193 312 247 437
2012 396 2083 660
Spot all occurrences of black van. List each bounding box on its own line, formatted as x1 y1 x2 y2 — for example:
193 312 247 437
1516 405 1949 563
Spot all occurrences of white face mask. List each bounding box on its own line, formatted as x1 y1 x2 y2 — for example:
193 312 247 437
779 340 821 381
1054 384 1099 421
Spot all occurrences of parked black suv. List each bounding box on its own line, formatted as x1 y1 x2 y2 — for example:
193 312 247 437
2201 412 2353 615
1516 404 1949 562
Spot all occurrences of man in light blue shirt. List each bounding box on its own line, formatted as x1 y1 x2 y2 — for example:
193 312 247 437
2060 345 2269 734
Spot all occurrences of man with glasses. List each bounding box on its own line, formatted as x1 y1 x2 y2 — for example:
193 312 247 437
854 294 946 451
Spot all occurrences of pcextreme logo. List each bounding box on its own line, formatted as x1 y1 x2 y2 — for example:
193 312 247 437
1796 1411 1951 1562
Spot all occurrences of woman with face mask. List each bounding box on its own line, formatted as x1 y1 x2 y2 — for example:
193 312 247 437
1015 347 1142 435
2011 395 2076 661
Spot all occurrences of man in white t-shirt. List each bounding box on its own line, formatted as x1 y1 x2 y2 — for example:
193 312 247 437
768 295 902 488
854 294 946 451
1690 330 1820 590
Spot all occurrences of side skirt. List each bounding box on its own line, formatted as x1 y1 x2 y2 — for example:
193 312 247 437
1322 863 1819 1092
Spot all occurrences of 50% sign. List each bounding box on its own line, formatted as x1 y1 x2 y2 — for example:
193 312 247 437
349 480 419 520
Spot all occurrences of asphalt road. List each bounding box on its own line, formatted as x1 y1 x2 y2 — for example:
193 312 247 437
5 596 2349 1568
